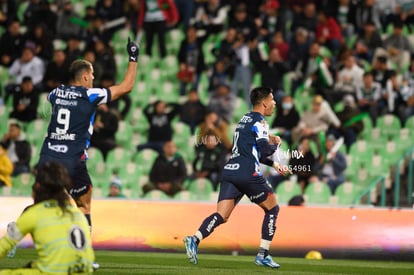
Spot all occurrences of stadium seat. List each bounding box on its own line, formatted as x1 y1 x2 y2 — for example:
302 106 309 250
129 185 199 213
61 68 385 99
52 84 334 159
89 161 109 189
105 147 133 173
405 115 414 129
30 145 40 168
304 182 331 204
232 97 250 123
349 140 373 164
115 120 134 149
398 128 413 151
0 106 8 136
335 182 361 206
187 178 214 201
275 180 302 204
11 173 34 196
376 114 401 139
37 93 51 120
25 119 48 147
87 147 105 164
142 190 170 200
173 190 191 201
135 149 159 174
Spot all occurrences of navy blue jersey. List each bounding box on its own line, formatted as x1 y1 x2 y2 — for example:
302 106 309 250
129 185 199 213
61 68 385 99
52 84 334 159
223 112 272 177
40 84 111 160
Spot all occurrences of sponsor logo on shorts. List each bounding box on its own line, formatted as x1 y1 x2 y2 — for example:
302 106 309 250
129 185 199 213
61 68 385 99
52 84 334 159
224 163 240 170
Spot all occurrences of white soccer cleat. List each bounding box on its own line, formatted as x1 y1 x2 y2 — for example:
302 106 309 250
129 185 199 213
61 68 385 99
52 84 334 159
183 236 198 264
255 255 280 269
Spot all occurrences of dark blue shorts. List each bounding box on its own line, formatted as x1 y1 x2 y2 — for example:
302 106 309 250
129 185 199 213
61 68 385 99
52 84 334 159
37 155 92 199
218 172 273 204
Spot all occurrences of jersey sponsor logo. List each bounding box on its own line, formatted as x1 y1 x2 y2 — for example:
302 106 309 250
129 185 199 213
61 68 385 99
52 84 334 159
240 115 253 123
48 142 68 153
50 132 76 141
56 98 78 106
224 163 240 170
54 88 82 99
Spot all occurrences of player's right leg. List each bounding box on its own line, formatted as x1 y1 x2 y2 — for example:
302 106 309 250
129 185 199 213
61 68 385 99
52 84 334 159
184 181 240 264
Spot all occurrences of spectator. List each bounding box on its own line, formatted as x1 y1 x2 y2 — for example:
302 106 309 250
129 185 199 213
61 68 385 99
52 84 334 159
271 95 300 145
211 28 238 80
23 0 57 36
83 50 102 88
289 137 317 193
370 55 394 90
0 20 24 68
174 0 195 30
144 140 187 197
207 83 236 124
356 71 382 125
24 23 54 62
56 1 82 40
103 74 131 120
9 76 39 123
269 31 289 61
258 0 284 43
193 0 228 41
256 47 289 103
290 2 318 37
65 35 83 65
228 3 257 41
316 10 344 55
354 21 383 64
180 89 206 134
138 0 179 58
0 146 13 187
90 104 119 160
0 0 17 28
198 110 232 151
91 39 117 84
191 132 227 191
380 20 414 72
123 0 140 36
107 177 127 198
287 27 312 78
5 41 45 103
328 0 357 41
178 25 206 96
333 55 364 102
1 122 31 176
312 134 347 194
96 0 124 22
334 95 364 151
292 95 341 149
137 100 180 154
354 0 382 33
42 49 70 92
208 59 229 92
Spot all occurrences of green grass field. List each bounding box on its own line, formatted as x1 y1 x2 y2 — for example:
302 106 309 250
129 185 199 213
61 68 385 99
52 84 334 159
1 249 414 274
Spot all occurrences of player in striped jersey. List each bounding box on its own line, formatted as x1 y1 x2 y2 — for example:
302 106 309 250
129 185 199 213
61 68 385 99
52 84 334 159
184 87 292 268
37 37 139 231
0 161 95 274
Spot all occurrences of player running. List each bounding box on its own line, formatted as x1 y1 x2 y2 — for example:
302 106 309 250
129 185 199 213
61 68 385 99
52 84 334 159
184 87 291 269
0 161 95 274
36 37 139 231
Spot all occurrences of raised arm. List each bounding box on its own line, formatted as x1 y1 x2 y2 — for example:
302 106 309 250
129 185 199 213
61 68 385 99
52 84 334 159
110 37 139 101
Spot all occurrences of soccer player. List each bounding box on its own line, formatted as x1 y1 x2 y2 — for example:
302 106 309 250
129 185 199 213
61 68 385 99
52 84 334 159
184 87 292 268
36 37 139 230
0 161 95 274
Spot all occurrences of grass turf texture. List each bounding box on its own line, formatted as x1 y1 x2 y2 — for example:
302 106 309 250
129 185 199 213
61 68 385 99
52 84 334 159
1 249 414 274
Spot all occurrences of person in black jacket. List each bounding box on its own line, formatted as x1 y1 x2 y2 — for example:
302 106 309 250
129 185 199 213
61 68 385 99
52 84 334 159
190 132 227 191
1 122 31 176
137 100 180 154
10 76 39 123
271 96 300 146
180 89 206 134
143 140 187 197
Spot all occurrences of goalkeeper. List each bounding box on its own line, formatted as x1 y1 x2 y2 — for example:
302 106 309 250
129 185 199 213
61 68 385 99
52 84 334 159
0 162 95 274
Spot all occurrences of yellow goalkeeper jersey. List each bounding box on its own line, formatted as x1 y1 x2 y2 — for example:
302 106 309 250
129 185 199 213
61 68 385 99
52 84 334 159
0 200 95 274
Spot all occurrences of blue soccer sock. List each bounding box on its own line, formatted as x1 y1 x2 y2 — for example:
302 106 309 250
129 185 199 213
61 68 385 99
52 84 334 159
85 214 91 231
261 205 279 242
196 212 224 242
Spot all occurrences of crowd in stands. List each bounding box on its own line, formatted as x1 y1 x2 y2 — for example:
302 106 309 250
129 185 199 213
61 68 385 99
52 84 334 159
1 0 414 205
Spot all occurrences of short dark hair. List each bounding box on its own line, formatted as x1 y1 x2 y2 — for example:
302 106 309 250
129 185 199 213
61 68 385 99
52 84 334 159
69 60 92 82
250 87 273 106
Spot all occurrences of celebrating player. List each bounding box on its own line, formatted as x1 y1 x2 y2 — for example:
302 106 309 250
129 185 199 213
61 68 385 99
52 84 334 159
184 87 292 268
36 37 139 230
0 161 95 274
